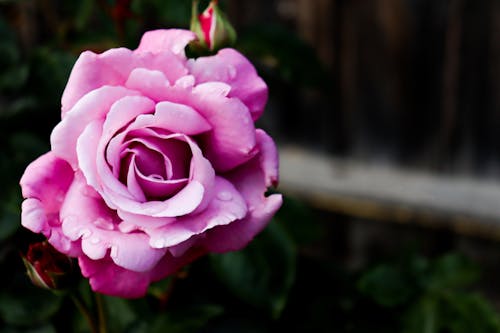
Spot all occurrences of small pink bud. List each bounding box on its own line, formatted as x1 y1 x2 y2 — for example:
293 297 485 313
199 3 216 49
189 0 236 55
22 241 75 290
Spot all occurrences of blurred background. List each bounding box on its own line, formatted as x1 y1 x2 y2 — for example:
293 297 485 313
1 0 500 332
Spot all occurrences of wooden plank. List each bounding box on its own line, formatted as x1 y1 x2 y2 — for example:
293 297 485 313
279 146 500 239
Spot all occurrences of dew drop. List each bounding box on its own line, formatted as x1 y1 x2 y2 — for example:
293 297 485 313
152 238 165 249
217 191 233 201
171 43 184 55
89 236 101 244
227 65 237 80
94 218 115 230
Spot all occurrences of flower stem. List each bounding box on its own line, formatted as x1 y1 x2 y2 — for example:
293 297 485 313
70 294 98 333
95 292 107 333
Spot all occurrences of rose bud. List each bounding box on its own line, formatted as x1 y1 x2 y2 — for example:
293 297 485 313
189 0 236 54
22 241 75 290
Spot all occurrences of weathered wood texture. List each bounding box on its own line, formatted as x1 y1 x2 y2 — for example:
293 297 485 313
280 146 500 240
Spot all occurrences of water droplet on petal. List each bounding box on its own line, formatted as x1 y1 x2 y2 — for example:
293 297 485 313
172 43 184 55
227 65 237 80
152 238 165 249
217 191 233 201
94 218 115 230
89 236 101 244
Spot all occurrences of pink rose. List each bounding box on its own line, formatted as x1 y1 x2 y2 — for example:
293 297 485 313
20 29 282 298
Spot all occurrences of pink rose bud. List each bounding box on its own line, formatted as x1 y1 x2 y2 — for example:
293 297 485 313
190 0 236 53
22 241 74 290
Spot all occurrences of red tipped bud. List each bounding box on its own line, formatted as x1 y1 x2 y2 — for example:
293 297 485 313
22 241 75 290
189 0 236 55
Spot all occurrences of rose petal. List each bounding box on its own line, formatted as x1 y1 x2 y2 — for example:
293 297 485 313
255 129 279 187
135 170 188 199
136 29 196 57
126 155 147 201
99 133 214 218
20 152 74 213
61 46 188 115
148 176 247 248
60 173 166 272
21 198 49 235
78 256 151 298
19 152 81 256
154 101 212 135
190 87 257 171
61 48 137 115
204 194 282 253
125 68 171 101
187 48 268 120
79 245 205 298
102 95 156 144
53 86 139 168
203 130 282 252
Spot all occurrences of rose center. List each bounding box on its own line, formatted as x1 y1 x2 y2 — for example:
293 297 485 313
117 135 193 201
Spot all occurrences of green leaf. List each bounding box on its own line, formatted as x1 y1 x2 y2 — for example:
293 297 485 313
357 264 414 307
209 222 296 318
441 292 500 333
102 296 138 333
425 254 480 291
403 295 439 333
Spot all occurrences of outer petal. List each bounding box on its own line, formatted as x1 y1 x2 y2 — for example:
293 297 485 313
78 256 152 298
203 129 282 252
190 83 257 171
61 48 139 115
187 48 268 120
20 152 74 213
136 29 196 57
79 246 206 298
61 45 190 116
19 152 81 256
60 173 167 272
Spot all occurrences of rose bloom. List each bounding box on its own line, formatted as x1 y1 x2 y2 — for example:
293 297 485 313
20 29 282 298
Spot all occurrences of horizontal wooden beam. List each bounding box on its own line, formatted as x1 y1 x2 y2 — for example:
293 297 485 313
279 146 500 239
